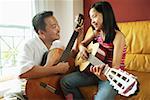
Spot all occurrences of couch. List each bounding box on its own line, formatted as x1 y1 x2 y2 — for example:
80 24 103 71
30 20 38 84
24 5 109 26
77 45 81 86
79 21 150 100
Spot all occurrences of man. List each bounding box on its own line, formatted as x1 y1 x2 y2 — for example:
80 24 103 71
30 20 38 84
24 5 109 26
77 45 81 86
5 11 70 100
18 11 70 79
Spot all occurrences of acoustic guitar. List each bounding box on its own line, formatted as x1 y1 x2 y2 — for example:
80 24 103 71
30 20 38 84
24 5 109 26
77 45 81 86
25 14 84 100
75 41 138 97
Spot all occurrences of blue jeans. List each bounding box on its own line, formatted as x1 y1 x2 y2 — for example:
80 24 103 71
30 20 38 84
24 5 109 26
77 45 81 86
95 81 117 100
60 71 117 100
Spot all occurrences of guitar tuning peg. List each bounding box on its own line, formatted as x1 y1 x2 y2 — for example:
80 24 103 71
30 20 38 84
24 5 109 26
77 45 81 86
74 15 79 23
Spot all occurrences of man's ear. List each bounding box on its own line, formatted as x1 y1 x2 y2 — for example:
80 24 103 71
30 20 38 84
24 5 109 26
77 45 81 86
38 30 45 39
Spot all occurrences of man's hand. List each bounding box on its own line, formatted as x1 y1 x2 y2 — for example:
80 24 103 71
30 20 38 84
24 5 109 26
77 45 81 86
56 62 70 74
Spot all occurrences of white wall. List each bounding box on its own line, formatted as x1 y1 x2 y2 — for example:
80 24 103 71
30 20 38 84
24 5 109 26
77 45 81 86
54 0 73 46
55 0 83 46
73 0 83 27
34 0 83 46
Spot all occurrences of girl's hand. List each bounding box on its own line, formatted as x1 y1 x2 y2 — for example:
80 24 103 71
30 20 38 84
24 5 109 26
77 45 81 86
90 64 107 80
79 45 89 60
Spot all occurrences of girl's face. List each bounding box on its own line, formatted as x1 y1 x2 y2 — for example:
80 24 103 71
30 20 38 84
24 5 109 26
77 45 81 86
89 8 103 32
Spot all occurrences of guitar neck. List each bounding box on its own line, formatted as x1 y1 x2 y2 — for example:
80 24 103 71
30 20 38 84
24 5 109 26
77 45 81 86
59 31 79 62
88 54 110 75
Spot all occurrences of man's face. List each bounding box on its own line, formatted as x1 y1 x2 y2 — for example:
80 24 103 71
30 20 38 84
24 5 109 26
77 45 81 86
42 16 60 42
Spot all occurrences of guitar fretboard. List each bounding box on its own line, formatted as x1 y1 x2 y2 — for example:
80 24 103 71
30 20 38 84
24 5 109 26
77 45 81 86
59 31 79 62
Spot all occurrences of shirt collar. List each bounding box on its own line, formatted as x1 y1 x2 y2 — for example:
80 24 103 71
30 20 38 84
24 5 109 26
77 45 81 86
35 34 48 51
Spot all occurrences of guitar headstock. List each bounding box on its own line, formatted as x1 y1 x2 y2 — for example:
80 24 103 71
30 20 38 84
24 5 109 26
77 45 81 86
75 13 84 28
105 68 138 97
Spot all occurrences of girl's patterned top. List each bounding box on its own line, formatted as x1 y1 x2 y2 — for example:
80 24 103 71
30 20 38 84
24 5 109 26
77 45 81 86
94 35 126 70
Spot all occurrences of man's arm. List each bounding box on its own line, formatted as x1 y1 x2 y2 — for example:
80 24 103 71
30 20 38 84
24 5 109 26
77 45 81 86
19 62 69 79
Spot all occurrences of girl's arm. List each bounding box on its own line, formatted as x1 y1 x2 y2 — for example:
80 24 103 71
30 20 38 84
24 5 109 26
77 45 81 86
112 31 126 69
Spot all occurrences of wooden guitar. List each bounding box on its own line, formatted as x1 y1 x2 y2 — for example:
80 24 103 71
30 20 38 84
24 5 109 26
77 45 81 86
25 14 84 100
75 41 138 97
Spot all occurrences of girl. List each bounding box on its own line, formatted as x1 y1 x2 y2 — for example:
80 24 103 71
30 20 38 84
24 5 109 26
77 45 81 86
60 1 126 100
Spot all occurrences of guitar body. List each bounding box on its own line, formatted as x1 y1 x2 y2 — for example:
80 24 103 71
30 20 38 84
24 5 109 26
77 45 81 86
26 48 64 100
26 75 63 100
75 41 99 71
26 48 75 100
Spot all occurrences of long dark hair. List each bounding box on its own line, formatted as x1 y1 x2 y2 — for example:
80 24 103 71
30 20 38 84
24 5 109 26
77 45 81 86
91 1 120 43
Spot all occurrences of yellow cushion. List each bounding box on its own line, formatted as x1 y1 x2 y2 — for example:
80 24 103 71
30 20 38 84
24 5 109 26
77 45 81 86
80 70 150 100
126 70 150 100
118 21 150 72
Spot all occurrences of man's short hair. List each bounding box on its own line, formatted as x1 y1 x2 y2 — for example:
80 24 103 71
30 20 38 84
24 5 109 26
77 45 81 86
32 11 53 34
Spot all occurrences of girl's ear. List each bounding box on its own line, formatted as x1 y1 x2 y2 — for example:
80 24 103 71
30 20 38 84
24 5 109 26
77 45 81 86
38 30 45 39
